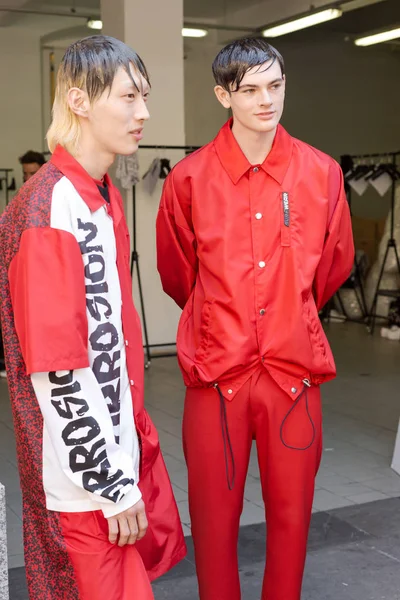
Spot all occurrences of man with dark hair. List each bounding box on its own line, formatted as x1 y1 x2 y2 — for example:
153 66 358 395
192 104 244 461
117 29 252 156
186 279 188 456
19 150 46 182
157 38 354 600
0 35 185 599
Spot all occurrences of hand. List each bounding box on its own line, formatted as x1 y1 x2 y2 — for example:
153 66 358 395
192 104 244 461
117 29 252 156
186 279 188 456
106 499 148 547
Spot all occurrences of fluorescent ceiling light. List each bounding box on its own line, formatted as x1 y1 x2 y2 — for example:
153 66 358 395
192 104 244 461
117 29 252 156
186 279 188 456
87 19 103 30
86 21 207 38
182 27 208 38
262 8 342 37
355 27 400 46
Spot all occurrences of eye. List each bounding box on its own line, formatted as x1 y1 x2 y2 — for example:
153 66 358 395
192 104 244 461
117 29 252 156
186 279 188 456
143 92 150 102
126 93 135 99
243 89 255 94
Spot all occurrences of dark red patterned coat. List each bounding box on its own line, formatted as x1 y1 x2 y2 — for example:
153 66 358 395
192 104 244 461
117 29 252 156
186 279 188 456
0 152 185 598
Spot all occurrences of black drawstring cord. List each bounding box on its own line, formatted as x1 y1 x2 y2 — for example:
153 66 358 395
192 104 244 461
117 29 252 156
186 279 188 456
214 384 236 490
280 380 316 451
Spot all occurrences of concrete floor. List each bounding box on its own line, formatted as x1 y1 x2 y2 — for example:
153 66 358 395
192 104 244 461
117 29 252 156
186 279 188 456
1 321 400 593
9 497 400 599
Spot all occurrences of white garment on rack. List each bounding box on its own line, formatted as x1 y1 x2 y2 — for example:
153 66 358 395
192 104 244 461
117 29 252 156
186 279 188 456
116 154 140 189
370 172 393 197
348 175 369 196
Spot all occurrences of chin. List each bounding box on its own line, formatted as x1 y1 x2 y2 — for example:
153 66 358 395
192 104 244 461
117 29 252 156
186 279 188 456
117 142 139 156
254 120 278 133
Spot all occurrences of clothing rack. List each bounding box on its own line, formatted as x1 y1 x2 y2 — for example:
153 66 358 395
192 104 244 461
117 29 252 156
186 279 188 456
132 144 201 368
346 150 400 334
0 168 16 206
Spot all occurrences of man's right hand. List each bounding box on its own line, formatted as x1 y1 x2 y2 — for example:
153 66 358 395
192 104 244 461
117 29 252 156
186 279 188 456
106 499 148 547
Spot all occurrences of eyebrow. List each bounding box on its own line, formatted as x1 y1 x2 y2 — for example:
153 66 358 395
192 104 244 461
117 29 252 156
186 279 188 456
238 78 283 90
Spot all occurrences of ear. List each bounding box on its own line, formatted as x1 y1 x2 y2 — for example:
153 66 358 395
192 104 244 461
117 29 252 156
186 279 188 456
67 87 90 118
214 85 232 110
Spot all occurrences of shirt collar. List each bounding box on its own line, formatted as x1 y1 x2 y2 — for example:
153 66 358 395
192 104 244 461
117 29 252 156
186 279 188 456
214 118 293 185
51 145 109 212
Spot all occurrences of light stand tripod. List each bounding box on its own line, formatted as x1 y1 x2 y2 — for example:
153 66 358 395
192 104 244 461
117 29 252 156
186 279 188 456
129 142 200 368
130 185 152 368
368 153 400 334
337 186 369 322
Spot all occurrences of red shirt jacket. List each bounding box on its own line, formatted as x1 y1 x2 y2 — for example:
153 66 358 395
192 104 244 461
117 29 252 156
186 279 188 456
156 120 354 401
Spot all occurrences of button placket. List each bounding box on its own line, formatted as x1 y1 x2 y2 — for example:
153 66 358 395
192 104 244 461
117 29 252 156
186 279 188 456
250 165 267 357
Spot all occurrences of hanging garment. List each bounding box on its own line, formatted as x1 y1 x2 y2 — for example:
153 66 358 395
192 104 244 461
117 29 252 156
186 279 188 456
116 153 140 189
142 158 161 195
369 171 394 197
346 166 370 196
159 158 172 179
0 146 185 599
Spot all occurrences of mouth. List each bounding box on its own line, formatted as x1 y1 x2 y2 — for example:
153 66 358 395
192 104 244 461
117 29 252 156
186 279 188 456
130 128 143 140
255 111 276 119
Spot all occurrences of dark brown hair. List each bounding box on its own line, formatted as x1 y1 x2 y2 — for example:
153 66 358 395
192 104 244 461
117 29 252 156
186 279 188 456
212 38 285 92
19 150 46 166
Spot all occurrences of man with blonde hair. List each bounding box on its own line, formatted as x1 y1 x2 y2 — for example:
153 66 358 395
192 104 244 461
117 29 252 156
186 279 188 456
0 35 185 599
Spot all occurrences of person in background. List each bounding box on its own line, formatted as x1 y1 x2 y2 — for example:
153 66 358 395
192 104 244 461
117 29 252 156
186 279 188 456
19 150 46 183
0 151 47 379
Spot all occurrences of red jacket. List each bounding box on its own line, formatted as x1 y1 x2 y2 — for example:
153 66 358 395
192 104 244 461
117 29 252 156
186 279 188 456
157 120 354 401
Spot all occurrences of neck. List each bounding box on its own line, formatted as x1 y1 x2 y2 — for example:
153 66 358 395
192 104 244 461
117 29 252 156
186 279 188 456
231 119 277 165
70 135 114 180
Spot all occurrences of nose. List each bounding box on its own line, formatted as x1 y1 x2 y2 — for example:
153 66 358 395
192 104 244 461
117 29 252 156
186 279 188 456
259 89 272 107
135 95 150 122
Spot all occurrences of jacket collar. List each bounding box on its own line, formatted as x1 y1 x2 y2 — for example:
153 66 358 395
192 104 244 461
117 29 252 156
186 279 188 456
213 118 293 185
51 145 110 213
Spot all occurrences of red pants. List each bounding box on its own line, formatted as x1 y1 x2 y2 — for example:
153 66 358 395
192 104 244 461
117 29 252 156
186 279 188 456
60 511 154 600
183 368 322 600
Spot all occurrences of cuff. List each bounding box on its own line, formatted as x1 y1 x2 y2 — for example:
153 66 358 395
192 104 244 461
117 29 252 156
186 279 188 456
101 484 142 519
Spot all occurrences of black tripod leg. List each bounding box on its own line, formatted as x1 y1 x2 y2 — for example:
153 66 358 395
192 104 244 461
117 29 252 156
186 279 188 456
130 186 151 368
135 256 152 369
354 258 368 318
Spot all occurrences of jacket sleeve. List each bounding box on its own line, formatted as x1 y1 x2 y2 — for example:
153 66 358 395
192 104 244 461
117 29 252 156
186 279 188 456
313 163 355 311
156 171 197 310
9 227 141 517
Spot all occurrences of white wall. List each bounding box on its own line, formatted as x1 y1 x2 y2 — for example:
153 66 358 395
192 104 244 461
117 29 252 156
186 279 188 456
0 29 43 209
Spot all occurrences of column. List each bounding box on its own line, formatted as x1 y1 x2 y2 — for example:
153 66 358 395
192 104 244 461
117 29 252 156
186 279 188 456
101 0 185 350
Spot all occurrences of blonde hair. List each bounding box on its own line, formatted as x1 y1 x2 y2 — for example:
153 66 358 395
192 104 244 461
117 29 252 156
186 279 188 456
47 35 150 154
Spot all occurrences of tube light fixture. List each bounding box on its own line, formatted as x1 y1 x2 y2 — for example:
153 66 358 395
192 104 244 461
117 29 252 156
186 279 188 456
87 19 103 30
262 8 342 38
182 27 208 38
86 21 208 38
355 27 400 46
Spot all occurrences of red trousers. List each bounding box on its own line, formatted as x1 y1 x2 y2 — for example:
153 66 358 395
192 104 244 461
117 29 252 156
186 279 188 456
60 511 154 600
183 368 322 600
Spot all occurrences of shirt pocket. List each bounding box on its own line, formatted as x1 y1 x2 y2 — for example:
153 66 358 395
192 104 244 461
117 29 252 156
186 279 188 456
302 295 328 361
194 299 214 363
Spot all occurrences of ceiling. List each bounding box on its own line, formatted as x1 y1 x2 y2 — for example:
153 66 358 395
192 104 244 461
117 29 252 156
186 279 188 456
0 0 399 40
